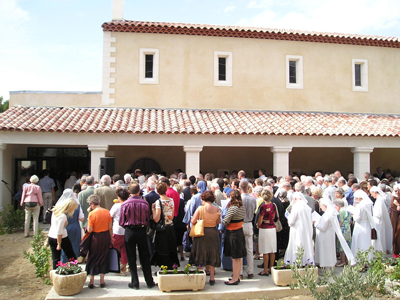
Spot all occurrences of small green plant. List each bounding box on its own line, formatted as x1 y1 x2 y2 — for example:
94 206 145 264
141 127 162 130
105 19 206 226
55 259 82 275
0 204 24 234
23 231 52 284
161 265 168 274
172 263 178 274
290 246 392 299
184 264 191 274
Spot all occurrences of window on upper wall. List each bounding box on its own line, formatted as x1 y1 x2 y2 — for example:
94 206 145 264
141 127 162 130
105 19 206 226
214 51 232 86
139 48 159 84
286 55 303 89
352 59 368 92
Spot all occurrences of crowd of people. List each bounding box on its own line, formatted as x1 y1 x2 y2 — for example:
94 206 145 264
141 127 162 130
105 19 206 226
19 167 400 289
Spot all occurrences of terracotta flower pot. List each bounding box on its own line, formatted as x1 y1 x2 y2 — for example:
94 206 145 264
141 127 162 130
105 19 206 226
50 270 87 296
157 270 206 292
271 266 318 287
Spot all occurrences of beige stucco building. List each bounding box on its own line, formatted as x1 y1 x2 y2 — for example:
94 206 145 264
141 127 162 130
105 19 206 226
0 0 399 210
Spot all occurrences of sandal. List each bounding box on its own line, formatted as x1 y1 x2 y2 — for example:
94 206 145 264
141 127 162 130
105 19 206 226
258 271 269 276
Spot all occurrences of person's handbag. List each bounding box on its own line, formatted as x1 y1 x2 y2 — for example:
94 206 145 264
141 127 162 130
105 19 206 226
149 199 166 232
371 228 377 240
108 247 121 273
44 207 53 224
273 203 283 233
189 206 205 238
24 202 38 208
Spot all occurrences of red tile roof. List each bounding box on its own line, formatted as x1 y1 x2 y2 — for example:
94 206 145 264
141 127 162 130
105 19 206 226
1 106 399 137
102 20 400 49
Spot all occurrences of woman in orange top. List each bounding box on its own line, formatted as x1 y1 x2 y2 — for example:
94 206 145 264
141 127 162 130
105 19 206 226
189 191 221 286
86 194 113 289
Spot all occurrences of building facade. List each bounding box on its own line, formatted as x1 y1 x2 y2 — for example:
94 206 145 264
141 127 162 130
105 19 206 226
0 0 399 210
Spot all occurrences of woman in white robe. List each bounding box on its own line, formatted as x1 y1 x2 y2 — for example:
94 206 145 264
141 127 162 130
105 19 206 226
349 190 375 260
284 192 314 266
370 186 393 253
315 198 355 268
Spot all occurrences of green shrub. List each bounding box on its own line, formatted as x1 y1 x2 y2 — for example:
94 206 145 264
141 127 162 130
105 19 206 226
0 204 24 234
290 246 391 299
23 231 52 284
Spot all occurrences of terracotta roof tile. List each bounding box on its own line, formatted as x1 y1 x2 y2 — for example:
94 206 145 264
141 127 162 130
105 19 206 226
1 106 400 138
102 20 400 49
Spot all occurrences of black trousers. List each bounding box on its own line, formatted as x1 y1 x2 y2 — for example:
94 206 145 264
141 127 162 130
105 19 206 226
48 236 76 269
125 227 154 287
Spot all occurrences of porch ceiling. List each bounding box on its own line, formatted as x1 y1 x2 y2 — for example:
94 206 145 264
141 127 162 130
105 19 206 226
0 106 399 138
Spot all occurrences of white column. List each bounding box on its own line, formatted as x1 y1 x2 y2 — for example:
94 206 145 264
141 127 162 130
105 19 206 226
0 144 6 211
183 146 203 177
270 146 292 177
88 145 108 182
351 147 374 181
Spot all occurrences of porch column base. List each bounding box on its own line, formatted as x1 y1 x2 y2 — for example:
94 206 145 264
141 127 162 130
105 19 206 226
183 146 203 177
351 147 374 181
270 146 292 177
88 145 109 181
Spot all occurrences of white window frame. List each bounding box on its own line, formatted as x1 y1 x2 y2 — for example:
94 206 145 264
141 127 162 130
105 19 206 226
286 55 303 89
139 48 159 84
352 59 368 92
214 51 233 86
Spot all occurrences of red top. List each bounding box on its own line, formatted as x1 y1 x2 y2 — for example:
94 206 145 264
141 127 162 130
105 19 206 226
166 187 180 217
259 203 276 229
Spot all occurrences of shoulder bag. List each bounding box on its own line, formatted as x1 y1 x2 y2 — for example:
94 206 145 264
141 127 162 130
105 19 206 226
149 199 166 232
189 206 205 237
273 203 283 232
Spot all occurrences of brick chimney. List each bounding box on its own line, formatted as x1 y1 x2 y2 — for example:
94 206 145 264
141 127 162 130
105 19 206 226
112 0 124 20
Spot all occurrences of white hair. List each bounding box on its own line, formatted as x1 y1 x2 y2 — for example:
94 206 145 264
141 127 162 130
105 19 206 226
124 173 132 183
101 175 111 186
147 180 156 190
211 182 219 189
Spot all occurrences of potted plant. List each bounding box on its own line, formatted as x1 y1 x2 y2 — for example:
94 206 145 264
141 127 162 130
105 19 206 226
271 247 318 287
157 264 206 292
50 259 87 296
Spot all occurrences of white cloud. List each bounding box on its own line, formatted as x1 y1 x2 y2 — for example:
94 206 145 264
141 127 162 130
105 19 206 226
224 5 236 13
240 0 400 35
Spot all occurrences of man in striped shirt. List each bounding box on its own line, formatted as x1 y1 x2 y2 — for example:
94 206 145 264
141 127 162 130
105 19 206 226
120 182 156 290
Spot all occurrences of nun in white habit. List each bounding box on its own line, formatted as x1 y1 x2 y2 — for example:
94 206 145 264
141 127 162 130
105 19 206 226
349 190 375 260
284 192 314 266
314 198 355 268
370 186 393 253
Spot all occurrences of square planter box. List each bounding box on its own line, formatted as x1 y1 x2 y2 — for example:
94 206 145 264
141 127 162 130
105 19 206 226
157 270 206 292
271 266 318 287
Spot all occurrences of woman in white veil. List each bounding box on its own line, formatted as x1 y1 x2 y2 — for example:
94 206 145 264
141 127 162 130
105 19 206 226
349 190 375 261
315 198 355 269
284 192 314 266
370 186 393 253
56 189 84 262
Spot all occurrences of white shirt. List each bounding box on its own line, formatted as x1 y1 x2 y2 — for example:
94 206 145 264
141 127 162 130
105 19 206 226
48 214 68 239
110 203 125 235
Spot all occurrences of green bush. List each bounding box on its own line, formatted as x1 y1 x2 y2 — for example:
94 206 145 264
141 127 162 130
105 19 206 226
290 246 392 299
0 204 24 234
23 231 52 284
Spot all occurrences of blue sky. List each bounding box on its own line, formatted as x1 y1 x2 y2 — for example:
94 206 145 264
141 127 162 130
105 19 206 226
1 0 399 100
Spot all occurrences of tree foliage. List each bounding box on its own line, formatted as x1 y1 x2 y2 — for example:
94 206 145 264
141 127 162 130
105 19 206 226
0 96 9 112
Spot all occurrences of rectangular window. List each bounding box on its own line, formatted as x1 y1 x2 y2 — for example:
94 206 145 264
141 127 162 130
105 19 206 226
352 59 368 92
286 55 303 89
139 48 159 84
289 61 297 84
145 54 154 78
354 63 361 86
219 57 227 81
214 51 232 86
